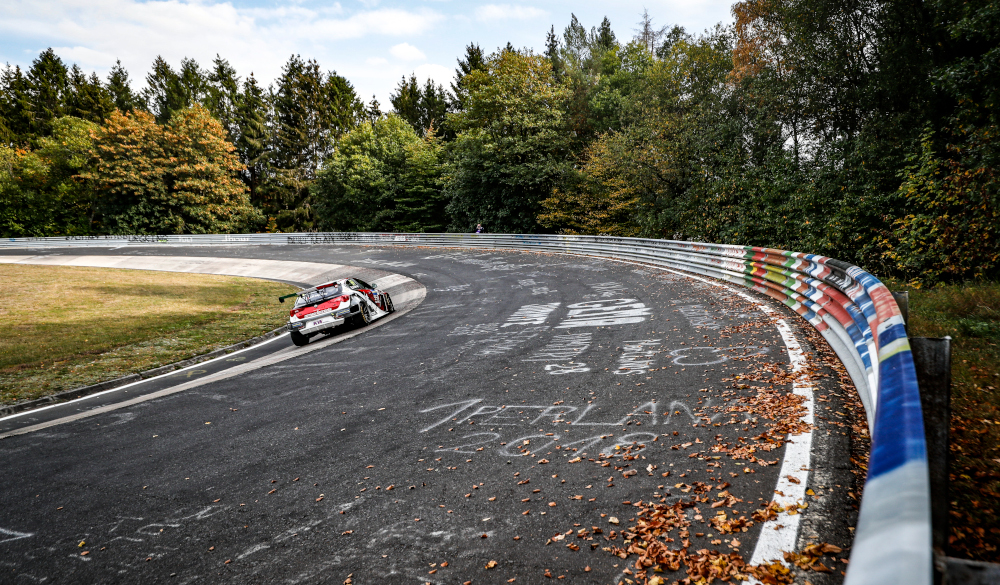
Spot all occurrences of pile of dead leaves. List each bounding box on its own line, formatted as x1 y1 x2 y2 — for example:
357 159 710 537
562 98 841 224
600 498 804 584
783 542 843 573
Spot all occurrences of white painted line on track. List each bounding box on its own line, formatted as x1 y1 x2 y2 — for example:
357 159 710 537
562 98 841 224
0 288 425 439
650 267 815 573
0 330 286 424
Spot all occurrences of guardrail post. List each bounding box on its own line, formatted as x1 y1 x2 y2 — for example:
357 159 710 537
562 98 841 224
910 337 951 559
893 290 910 330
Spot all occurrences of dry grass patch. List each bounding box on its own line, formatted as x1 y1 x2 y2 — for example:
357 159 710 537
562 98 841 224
0 264 295 404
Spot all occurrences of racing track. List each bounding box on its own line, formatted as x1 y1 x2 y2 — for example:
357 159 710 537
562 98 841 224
0 244 859 584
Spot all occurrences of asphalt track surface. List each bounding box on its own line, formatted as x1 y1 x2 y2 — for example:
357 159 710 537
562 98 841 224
0 244 841 584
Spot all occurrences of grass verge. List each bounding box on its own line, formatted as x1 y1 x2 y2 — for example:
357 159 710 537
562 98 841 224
0 264 296 405
889 279 1000 561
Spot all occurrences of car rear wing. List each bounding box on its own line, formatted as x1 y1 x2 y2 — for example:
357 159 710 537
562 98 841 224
278 281 340 303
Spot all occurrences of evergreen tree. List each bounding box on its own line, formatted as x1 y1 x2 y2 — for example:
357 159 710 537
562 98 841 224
450 43 486 111
25 48 69 137
143 56 207 123
0 65 30 143
390 74 422 132
266 55 362 231
106 60 143 114
390 74 450 135
593 17 617 52
205 55 240 141
365 95 382 126
65 66 113 124
545 25 564 81
233 73 269 206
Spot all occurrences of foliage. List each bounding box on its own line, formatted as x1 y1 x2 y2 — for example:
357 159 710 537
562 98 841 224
83 106 261 234
389 74 451 136
445 49 571 233
888 129 999 284
0 116 98 236
265 55 363 232
313 114 445 232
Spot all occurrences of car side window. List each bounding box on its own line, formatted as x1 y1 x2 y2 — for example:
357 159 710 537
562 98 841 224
355 279 371 289
346 279 360 290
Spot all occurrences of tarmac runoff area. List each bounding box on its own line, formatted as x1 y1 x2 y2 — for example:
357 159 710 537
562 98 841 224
0 245 858 584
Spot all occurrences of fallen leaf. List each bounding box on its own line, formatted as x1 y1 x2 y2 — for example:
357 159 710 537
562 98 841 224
609 517 620 525
538 459 550 464
486 560 498 569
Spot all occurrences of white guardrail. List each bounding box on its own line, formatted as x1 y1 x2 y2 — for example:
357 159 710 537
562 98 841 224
3 231 931 584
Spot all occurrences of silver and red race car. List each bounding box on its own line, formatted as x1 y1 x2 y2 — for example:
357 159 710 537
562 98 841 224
279 277 395 346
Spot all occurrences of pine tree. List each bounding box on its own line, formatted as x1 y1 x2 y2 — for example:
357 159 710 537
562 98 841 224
143 56 207 123
106 60 142 113
0 65 31 142
390 74 422 133
66 65 113 124
420 78 450 134
143 56 183 123
593 17 617 52
450 43 486 111
545 25 564 81
267 55 362 230
234 73 269 206
205 55 240 141
25 48 69 137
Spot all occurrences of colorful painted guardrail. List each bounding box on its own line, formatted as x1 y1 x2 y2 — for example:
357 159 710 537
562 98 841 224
2 231 931 584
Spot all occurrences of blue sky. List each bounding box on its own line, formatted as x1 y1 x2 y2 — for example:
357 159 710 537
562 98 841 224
0 1 734 105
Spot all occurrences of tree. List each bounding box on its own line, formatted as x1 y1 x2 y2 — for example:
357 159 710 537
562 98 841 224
0 65 30 143
143 56 207 123
106 60 143 114
65 65 113 124
233 73 270 207
545 25 564 81
450 43 486 111
25 49 69 138
390 74 422 132
313 114 444 232
84 107 261 234
265 55 363 231
205 55 241 141
0 116 98 236
390 74 450 136
445 49 571 233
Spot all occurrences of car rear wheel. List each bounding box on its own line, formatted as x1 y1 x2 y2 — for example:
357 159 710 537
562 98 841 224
358 301 372 325
290 330 309 347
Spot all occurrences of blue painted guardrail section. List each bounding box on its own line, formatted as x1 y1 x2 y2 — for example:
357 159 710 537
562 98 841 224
1 232 932 584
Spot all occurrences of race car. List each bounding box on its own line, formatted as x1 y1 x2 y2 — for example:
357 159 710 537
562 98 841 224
279 277 395 347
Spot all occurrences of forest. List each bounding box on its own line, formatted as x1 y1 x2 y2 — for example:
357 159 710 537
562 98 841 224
0 0 997 285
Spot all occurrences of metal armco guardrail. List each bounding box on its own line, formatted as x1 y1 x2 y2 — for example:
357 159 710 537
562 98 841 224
3 231 931 584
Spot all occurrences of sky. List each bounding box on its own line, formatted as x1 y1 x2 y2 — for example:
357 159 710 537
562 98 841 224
0 0 734 106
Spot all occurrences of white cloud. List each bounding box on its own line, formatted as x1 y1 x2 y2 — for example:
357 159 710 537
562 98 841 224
366 56 389 66
0 0 444 86
475 4 546 21
390 42 426 61
413 63 453 87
